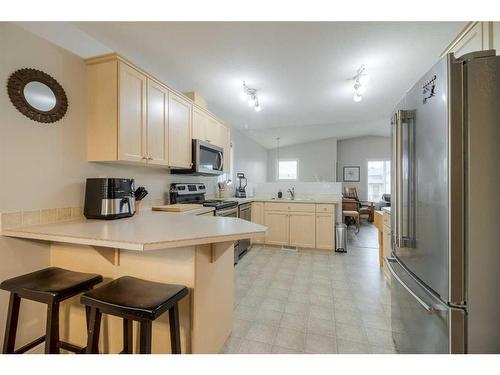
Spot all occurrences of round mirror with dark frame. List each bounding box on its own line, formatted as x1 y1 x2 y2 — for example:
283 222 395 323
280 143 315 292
7 68 68 124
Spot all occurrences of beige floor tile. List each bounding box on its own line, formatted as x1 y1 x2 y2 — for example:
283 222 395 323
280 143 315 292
238 339 273 354
274 327 306 351
231 318 253 338
335 322 369 344
305 333 337 354
309 304 334 321
254 307 282 326
284 301 309 318
336 338 371 354
221 336 243 353
271 345 304 354
280 313 307 332
245 322 279 344
307 316 335 337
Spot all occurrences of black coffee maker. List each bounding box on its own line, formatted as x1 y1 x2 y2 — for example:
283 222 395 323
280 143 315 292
84 178 136 219
235 173 247 198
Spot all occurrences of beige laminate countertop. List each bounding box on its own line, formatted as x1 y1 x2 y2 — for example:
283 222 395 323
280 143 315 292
221 197 340 205
1 210 266 252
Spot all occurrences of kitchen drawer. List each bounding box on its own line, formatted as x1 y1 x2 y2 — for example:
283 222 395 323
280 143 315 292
316 204 335 214
264 202 315 213
383 211 391 226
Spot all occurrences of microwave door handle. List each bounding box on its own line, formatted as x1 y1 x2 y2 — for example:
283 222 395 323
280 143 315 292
218 151 224 171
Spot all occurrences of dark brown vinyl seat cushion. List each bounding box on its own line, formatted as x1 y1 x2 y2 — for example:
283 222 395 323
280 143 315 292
0 267 103 304
80 276 189 321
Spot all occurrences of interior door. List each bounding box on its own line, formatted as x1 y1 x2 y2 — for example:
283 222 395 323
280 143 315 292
394 56 451 301
146 79 168 165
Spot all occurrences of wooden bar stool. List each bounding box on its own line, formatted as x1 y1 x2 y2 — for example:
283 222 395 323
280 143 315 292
80 276 189 354
1 267 103 354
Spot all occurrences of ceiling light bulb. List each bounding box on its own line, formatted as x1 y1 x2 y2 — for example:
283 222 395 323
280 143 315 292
254 104 262 112
356 85 367 95
353 93 363 102
247 97 256 107
358 74 369 85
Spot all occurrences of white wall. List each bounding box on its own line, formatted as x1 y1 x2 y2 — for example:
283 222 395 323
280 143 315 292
337 135 391 200
230 128 267 193
267 137 337 182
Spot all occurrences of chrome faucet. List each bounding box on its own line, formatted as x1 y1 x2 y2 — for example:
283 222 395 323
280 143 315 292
287 187 295 200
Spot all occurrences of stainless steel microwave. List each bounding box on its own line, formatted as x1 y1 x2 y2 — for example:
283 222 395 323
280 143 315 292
172 139 224 176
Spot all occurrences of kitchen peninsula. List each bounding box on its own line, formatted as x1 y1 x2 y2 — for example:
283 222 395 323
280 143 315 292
1 210 267 354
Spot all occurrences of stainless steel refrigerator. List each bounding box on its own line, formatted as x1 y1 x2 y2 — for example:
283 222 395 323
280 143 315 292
388 50 500 354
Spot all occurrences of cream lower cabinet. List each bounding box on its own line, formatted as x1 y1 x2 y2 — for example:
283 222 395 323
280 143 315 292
264 211 289 246
260 202 335 249
251 202 265 244
316 213 335 250
289 212 316 248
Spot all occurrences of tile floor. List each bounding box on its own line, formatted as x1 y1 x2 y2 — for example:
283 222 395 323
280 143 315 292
221 222 398 354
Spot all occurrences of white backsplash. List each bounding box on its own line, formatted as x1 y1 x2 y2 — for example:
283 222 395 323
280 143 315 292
252 182 342 201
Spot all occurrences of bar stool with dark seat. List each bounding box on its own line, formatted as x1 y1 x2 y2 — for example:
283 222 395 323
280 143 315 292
80 276 189 354
1 267 103 354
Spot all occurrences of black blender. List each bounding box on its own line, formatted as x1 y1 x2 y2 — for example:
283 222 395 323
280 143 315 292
235 173 247 198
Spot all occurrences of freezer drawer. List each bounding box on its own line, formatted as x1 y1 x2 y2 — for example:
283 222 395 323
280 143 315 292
388 258 464 354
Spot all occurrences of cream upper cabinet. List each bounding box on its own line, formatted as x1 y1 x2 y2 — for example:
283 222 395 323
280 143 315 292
86 54 229 169
289 212 316 248
146 79 169 166
316 213 335 250
168 92 192 169
192 107 208 142
118 62 147 162
264 211 289 246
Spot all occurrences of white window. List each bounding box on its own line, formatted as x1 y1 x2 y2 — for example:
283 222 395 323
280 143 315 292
278 159 298 180
367 160 391 202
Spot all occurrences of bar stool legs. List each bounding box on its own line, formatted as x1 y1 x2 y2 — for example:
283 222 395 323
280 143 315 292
122 319 133 354
45 302 60 354
85 307 102 354
139 321 152 354
3 293 21 354
169 304 181 354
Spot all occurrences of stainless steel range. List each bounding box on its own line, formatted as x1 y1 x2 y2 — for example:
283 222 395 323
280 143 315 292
169 183 238 217
170 183 244 264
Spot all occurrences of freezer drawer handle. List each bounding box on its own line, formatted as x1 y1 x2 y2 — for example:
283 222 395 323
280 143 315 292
387 258 445 314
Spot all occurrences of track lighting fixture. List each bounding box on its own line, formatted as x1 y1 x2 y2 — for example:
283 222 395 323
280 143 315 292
353 65 368 102
240 81 262 112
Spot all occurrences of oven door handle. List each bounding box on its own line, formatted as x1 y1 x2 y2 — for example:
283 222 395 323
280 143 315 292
216 207 238 216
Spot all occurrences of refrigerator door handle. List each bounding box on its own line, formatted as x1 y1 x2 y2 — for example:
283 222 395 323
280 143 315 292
387 258 445 313
395 110 416 248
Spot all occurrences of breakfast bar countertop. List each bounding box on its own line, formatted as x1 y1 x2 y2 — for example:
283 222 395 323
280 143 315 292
1 209 267 251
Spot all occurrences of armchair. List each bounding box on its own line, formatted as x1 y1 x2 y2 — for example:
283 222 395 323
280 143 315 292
343 187 375 222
